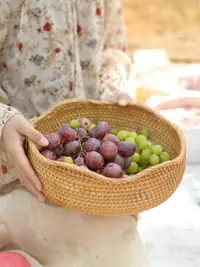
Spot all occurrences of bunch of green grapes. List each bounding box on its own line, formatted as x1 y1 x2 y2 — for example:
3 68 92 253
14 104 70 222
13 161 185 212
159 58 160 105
115 127 170 176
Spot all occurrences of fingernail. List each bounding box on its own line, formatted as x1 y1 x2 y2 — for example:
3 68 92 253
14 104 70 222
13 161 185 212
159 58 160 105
39 136 49 147
36 183 42 191
119 99 127 106
37 194 46 202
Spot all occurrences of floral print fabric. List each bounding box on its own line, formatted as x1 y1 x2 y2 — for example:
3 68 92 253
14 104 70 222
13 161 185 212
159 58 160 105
0 0 130 191
0 0 130 125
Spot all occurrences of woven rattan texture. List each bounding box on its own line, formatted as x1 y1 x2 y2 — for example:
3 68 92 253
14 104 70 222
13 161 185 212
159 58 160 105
27 100 186 216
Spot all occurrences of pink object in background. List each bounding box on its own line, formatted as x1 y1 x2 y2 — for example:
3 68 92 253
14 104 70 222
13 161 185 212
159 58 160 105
176 64 200 91
0 252 30 267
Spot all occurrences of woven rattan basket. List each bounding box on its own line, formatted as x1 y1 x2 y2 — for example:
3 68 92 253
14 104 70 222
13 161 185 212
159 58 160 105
27 99 186 216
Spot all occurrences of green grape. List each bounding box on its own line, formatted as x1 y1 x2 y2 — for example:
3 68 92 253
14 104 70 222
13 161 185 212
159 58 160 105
64 156 73 164
126 162 139 174
149 154 160 166
141 148 152 160
110 128 118 135
151 144 163 155
146 141 152 148
127 131 137 139
160 151 170 162
136 135 148 150
135 134 147 145
140 157 149 165
126 137 136 145
138 128 149 138
117 130 128 141
138 166 144 172
88 123 96 132
143 165 149 169
69 119 79 129
140 164 148 170
138 140 148 150
131 152 140 162
136 146 142 154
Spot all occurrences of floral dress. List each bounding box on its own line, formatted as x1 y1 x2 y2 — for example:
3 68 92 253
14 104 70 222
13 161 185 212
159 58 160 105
0 0 131 189
0 1 150 266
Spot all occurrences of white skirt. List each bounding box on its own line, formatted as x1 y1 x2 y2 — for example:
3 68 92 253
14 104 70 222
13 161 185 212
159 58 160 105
0 189 150 267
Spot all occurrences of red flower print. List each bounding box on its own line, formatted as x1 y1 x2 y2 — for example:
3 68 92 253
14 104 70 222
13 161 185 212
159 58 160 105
1 164 8 175
122 45 127 52
77 25 82 36
37 28 42 33
55 48 61 53
117 29 122 34
69 81 74 91
2 62 7 68
118 8 122 14
17 42 23 52
43 22 52 32
96 8 101 16
14 24 19 30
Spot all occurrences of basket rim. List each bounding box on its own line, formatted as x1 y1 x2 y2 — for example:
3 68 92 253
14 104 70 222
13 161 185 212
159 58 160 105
28 99 186 183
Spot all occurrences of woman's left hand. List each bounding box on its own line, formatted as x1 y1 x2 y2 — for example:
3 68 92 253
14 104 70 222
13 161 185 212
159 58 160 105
117 92 133 106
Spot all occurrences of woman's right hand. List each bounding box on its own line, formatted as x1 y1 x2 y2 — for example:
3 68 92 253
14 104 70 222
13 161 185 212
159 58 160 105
1 114 49 201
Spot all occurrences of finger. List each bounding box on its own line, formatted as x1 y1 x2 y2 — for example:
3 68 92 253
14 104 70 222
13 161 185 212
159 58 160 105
118 98 128 106
11 138 43 192
117 92 133 106
30 117 38 125
17 118 48 147
18 171 46 202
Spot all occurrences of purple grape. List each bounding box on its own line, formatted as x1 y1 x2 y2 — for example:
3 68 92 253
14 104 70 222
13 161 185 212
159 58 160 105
41 150 57 160
98 122 111 132
91 122 110 140
54 146 63 157
74 156 85 166
103 133 120 147
102 163 123 178
78 117 91 129
99 141 118 160
59 126 77 141
58 123 69 134
85 151 104 170
64 140 81 157
118 141 136 157
124 157 131 169
76 128 89 142
113 154 125 169
57 156 65 162
45 133 61 149
84 138 101 152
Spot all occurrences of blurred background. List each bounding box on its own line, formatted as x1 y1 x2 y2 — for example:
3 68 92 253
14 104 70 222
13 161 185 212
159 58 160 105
122 2 200 267
124 0 200 61
122 0 200 130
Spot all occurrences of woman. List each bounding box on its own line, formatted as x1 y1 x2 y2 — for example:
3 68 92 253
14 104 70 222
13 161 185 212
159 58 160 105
0 1 150 266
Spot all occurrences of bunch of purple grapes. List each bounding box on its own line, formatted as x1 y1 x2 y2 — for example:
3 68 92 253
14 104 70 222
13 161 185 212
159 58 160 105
40 117 170 179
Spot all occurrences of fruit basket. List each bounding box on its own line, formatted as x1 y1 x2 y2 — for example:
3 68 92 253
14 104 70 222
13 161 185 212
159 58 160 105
27 99 186 216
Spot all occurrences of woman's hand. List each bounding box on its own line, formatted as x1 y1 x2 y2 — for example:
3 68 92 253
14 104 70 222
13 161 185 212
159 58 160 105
1 114 48 201
117 92 133 106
